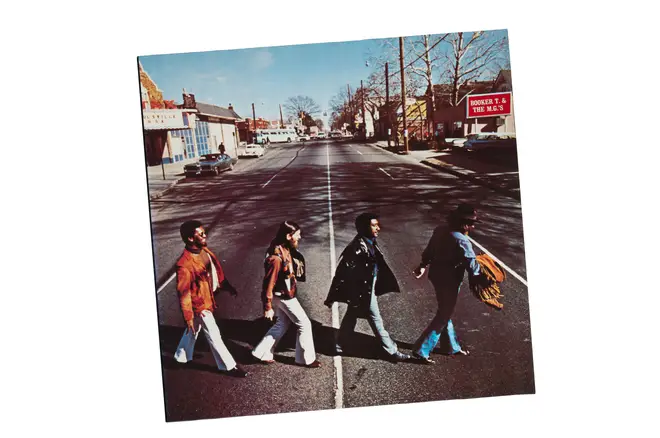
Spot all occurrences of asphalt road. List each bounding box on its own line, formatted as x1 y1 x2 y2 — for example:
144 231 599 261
147 139 533 422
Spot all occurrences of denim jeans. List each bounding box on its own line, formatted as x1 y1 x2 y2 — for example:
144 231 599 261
413 281 463 358
338 276 398 355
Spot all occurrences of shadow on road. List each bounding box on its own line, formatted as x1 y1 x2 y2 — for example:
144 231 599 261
157 316 417 368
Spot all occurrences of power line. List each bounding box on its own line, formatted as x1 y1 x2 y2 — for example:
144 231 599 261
369 35 448 90
330 36 447 114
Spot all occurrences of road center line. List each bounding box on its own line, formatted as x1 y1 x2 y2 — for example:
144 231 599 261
327 143 343 410
156 273 176 295
467 236 528 287
378 167 394 179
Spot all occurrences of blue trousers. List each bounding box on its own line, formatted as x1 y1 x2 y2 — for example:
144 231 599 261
338 277 398 355
413 280 463 358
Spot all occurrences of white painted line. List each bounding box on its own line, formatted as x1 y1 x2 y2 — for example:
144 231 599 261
482 171 519 176
378 167 394 179
349 145 363 155
261 174 277 188
156 273 176 295
327 143 343 410
467 236 528 287
261 157 296 188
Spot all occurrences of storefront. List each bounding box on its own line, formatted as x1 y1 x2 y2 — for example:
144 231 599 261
174 96 243 158
142 109 192 166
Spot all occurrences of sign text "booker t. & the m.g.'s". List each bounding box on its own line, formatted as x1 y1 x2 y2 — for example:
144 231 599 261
466 92 512 118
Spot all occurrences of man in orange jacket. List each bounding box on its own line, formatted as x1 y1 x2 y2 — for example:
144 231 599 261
173 220 248 377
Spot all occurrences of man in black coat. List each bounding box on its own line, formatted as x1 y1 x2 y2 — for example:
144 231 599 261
325 213 411 362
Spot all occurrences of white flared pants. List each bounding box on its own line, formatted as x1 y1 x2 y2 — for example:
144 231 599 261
252 297 316 365
174 310 237 371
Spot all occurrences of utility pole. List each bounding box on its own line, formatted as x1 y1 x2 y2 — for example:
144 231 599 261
399 37 409 154
385 61 390 147
347 84 353 131
423 34 437 149
252 102 257 143
361 79 365 139
279 104 285 128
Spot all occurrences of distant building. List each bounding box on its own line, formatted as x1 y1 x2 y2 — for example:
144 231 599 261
431 70 515 137
172 98 243 159
237 118 270 143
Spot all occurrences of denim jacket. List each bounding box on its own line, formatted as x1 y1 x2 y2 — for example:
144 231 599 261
420 227 481 286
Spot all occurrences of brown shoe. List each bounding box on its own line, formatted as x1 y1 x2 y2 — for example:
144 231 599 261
299 360 321 368
223 366 248 378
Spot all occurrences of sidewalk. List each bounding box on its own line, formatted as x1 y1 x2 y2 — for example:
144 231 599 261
146 158 196 200
369 140 521 201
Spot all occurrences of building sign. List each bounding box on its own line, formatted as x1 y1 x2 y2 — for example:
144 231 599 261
466 92 512 118
143 109 188 130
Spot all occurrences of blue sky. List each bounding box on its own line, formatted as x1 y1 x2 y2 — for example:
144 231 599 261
139 38 386 124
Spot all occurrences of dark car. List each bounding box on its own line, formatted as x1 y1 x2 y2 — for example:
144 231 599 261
184 153 237 177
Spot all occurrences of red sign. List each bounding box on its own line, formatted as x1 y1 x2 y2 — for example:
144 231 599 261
466 92 512 118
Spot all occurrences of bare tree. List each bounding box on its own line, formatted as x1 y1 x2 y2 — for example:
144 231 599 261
283 95 321 118
362 37 430 140
328 85 356 131
440 31 509 106
366 37 425 100
407 34 449 136
314 118 324 130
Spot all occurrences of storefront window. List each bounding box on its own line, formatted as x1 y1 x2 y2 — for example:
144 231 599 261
173 128 195 158
196 121 210 155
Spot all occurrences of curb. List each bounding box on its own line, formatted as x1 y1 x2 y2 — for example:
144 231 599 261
149 176 185 201
370 143 520 201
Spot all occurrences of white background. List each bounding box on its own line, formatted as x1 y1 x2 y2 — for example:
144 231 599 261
2 1 659 436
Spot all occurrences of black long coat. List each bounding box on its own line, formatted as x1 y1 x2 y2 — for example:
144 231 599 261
325 235 400 313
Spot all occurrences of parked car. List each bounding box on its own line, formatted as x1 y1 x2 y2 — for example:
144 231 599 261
451 136 472 149
184 153 237 177
317 132 327 139
242 144 265 157
329 131 343 139
298 133 311 141
463 132 517 151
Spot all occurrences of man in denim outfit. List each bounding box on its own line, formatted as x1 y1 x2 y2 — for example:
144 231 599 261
411 204 482 363
325 213 410 362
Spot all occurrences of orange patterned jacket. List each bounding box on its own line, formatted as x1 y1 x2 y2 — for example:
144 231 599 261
175 247 226 325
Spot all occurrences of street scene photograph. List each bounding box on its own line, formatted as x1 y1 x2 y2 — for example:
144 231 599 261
139 28 533 422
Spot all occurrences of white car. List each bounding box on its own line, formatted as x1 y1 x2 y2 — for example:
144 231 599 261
298 134 311 141
317 132 327 139
462 132 517 151
242 144 264 157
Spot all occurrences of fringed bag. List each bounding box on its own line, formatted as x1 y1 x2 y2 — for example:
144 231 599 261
470 254 506 310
